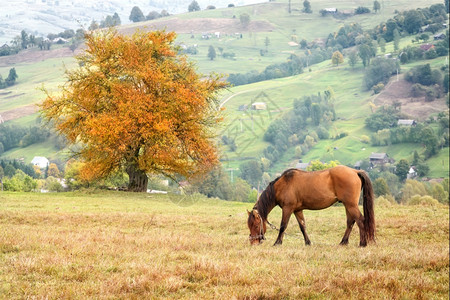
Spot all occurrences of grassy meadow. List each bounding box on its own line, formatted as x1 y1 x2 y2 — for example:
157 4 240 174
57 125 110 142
0 192 448 299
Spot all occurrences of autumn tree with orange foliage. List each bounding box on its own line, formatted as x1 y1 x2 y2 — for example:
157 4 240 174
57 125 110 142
40 29 227 192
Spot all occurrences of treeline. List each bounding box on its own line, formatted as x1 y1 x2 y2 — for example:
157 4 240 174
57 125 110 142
363 57 400 91
373 176 449 205
326 4 447 48
365 107 449 158
405 63 449 100
0 158 66 192
0 159 37 179
0 28 86 56
0 124 66 155
88 12 122 31
128 6 170 23
227 3 448 89
228 54 305 86
262 90 335 166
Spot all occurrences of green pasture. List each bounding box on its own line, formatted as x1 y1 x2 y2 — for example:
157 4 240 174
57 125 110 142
0 140 64 164
427 147 450 178
0 192 448 299
0 55 75 112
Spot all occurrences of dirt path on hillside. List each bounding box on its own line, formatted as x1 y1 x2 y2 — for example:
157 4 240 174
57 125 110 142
373 76 448 121
0 47 80 67
0 104 38 122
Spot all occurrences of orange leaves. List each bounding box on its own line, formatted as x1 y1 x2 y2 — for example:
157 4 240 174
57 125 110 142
40 28 228 182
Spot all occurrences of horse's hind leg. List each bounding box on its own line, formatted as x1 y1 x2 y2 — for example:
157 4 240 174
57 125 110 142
341 205 367 247
274 208 292 246
294 210 311 245
339 209 355 245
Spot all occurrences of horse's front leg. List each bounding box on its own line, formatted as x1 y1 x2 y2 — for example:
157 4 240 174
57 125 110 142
274 208 292 246
294 210 311 246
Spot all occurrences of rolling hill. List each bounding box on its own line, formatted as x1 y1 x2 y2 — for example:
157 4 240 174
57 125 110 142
0 0 448 179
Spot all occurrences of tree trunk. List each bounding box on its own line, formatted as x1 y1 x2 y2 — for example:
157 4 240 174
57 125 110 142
126 164 148 192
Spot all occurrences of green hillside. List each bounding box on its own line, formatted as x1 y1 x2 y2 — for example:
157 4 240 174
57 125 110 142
0 0 448 180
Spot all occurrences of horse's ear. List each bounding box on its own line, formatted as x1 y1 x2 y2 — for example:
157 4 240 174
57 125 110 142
247 210 251 216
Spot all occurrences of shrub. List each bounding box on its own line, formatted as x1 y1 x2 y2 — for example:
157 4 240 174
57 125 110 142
335 132 348 139
375 195 396 207
355 6 371 14
407 195 439 206
3 170 38 192
410 83 426 97
372 82 385 94
424 49 438 59
405 63 441 86
316 126 330 139
44 176 64 192
247 189 258 203
360 135 370 144
222 52 236 59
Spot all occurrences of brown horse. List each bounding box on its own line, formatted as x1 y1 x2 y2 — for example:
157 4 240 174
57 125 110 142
247 165 375 246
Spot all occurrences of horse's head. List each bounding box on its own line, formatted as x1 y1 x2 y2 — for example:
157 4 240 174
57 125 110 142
247 209 266 245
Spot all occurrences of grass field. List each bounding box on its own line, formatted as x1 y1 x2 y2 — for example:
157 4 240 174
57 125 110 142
0 192 448 299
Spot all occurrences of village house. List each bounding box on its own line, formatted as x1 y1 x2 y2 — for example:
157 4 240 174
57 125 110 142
323 8 338 13
369 153 391 165
31 156 49 169
419 44 434 52
407 167 418 179
434 33 446 40
397 119 417 126
251 102 267 110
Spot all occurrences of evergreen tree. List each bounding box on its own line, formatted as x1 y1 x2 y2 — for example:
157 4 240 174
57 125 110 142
393 29 400 52
412 150 420 165
303 0 312 13
188 0 200 12
129 6 145 22
112 13 121 26
207 45 216 60
348 51 358 67
373 0 381 13
5 68 18 86
378 37 386 53
395 159 410 182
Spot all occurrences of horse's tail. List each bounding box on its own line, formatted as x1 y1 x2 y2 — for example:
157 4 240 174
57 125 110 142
357 171 376 243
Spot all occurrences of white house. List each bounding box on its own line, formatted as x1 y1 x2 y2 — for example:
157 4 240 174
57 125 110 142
31 156 49 169
398 119 417 126
251 102 267 110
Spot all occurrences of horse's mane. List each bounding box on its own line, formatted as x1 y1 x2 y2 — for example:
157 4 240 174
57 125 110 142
253 168 298 221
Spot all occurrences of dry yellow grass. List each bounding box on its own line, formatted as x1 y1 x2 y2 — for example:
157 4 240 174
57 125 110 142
0 191 448 299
